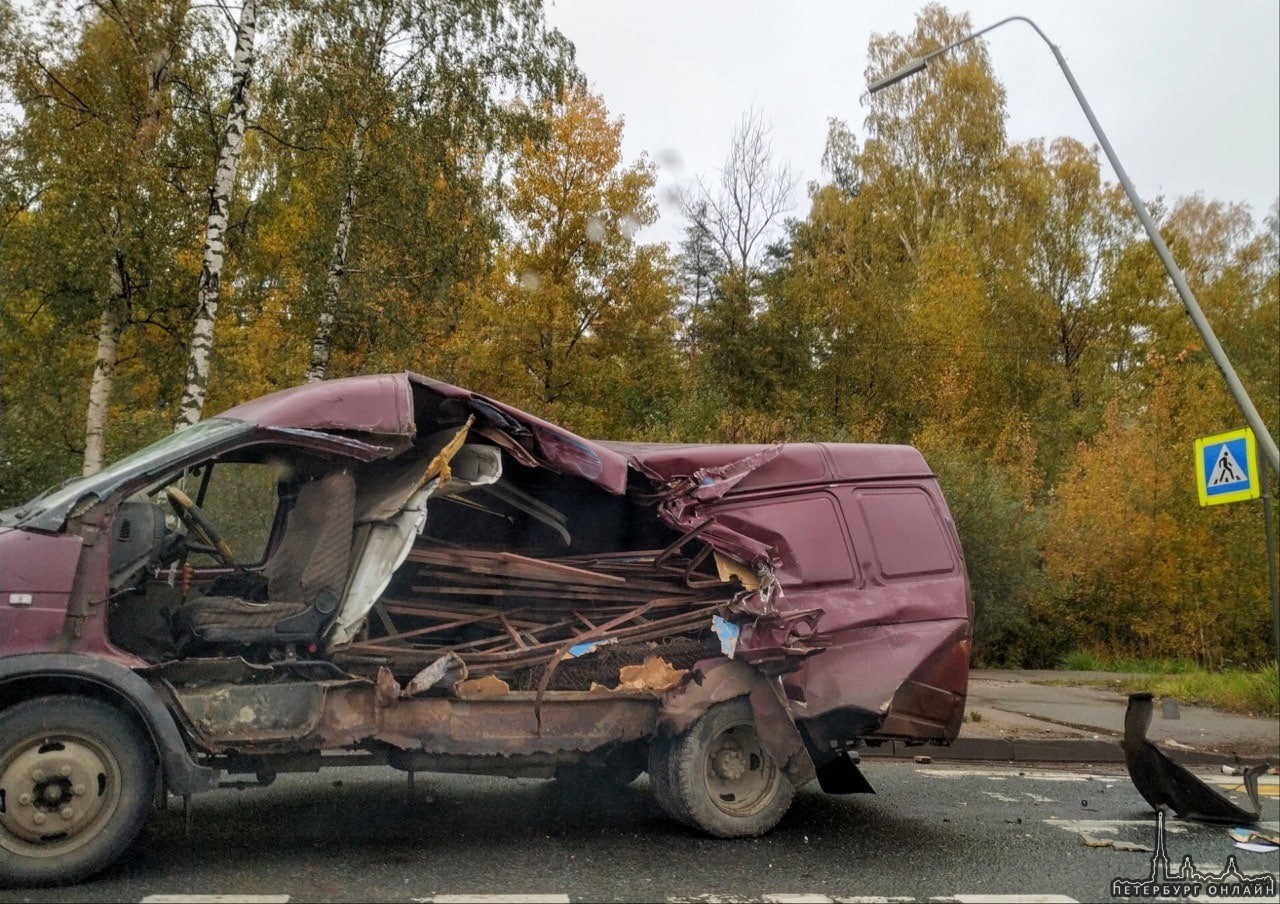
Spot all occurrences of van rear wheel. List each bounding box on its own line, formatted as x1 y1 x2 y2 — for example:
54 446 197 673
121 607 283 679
649 697 794 837
0 696 155 887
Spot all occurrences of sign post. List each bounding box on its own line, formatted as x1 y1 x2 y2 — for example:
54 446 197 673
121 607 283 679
1264 465 1280 669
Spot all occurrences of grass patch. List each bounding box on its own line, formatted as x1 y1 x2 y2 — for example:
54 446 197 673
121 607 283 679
1056 651 1278 716
1115 664 1279 717
1059 650 1199 673
1060 649 1107 671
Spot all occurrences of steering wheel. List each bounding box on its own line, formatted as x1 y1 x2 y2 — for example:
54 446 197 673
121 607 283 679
165 486 235 567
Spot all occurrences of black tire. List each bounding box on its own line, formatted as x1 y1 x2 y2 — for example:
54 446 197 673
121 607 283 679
0 696 156 887
555 741 647 791
648 732 693 826
649 697 793 837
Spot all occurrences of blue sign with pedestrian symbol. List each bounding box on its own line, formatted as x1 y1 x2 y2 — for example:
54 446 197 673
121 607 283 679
1195 427 1260 507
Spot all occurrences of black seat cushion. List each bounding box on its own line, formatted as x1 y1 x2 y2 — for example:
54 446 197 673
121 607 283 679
174 596 308 642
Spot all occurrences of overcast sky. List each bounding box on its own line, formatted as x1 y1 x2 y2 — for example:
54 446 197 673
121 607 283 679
544 0 1280 248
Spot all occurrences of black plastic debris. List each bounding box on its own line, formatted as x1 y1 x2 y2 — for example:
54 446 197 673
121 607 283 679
1123 692 1267 824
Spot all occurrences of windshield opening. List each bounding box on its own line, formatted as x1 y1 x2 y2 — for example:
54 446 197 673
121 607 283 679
7 419 251 527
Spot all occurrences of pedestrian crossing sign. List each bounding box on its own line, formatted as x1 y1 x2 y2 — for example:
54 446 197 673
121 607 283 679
1195 427 1260 507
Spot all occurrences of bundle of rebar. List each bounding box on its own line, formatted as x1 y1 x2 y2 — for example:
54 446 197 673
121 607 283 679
345 545 734 677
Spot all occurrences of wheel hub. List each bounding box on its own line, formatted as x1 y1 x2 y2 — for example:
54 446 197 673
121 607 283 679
712 746 747 781
0 739 109 844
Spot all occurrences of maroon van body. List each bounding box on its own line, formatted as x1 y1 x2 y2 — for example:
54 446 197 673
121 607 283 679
0 373 971 886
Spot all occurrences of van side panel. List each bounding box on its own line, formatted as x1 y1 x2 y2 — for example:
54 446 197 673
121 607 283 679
708 476 970 745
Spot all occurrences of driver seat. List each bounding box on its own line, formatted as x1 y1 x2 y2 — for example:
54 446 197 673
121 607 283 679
176 469 357 646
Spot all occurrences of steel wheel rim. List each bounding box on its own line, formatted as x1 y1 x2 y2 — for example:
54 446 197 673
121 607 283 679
0 728 124 858
703 720 781 817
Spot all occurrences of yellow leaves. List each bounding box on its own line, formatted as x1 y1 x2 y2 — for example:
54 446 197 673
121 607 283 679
457 86 677 433
1045 356 1271 664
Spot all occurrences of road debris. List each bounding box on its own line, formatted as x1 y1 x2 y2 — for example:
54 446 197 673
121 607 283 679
1079 831 1154 852
1122 692 1267 824
1229 826 1280 846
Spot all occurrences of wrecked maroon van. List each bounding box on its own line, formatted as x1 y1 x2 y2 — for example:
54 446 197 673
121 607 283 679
0 373 971 885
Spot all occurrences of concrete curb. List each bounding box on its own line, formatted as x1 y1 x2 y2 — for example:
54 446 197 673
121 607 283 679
860 737 1249 766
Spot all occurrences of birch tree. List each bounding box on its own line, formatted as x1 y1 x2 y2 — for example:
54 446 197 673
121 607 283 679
175 0 257 429
255 0 575 385
85 0 191 471
3 0 216 474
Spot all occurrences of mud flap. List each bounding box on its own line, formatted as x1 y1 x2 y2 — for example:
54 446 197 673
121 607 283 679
1123 692 1266 824
815 750 875 795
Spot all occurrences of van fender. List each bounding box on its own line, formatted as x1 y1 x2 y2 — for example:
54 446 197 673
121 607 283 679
0 653 219 795
658 657 815 786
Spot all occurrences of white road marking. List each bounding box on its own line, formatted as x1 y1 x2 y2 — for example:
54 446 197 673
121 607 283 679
832 897 918 903
763 896 833 903
414 896 570 901
934 896 1078 903
141 897 290 904
1044 817 1189 836
980 791 1021 803
414 897 570 904
917 768 1118 784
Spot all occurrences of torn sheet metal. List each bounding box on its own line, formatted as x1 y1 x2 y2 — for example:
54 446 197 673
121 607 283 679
222 373 416 437
1123 693 1266 824
221 372 631 493
411 374 629 493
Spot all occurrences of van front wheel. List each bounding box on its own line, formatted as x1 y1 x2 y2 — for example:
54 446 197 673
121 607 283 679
650 697 793 837
0 696 155 887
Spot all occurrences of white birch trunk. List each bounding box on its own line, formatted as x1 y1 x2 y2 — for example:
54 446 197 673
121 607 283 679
176 0 256 430
305 1 392 385
82 261 124 476
80 3 188 470
305 124 365 384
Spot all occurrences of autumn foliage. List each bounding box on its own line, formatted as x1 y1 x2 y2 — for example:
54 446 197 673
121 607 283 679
1 3 1276 666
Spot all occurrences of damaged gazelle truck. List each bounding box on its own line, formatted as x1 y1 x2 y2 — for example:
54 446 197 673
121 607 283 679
0 373 972 885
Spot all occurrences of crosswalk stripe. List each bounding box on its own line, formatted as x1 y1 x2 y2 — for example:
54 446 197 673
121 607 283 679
413 896 571 904
916 767 1119 784
936 891 1075 896
136 893 1081 903
140 897 291 904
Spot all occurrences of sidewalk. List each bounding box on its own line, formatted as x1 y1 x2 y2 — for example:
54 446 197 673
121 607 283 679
862 669 1280 765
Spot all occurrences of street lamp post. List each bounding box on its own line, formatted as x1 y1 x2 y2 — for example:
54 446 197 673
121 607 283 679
868 15 1280 478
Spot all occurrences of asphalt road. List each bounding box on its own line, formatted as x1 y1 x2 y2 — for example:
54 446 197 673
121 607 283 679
1 761 1277 903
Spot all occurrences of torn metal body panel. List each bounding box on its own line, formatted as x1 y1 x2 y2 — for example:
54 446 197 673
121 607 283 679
0 371 973 876
1123 692 1267 823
